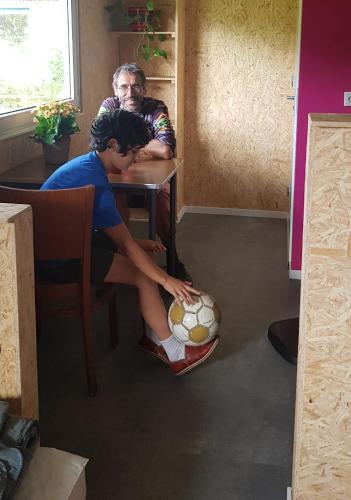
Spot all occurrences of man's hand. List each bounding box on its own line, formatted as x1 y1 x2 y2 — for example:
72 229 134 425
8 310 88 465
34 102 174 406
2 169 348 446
135 140 173 161
135 148 153 162
162 276 200 305
137 239 166 253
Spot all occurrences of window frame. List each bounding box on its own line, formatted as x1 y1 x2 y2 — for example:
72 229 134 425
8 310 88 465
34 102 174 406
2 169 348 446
0 0 80 141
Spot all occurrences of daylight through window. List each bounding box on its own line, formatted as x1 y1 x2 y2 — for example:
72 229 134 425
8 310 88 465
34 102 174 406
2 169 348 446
0 0 79 138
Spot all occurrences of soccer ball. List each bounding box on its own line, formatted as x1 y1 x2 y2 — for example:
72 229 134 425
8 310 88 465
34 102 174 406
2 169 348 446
168 293 221 346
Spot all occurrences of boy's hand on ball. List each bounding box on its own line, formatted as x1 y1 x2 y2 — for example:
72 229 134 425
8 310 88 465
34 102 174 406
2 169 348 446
163 276 200 305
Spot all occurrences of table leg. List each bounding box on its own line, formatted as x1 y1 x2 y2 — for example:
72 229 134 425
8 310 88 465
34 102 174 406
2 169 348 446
168 173 176 277
148 190 157 241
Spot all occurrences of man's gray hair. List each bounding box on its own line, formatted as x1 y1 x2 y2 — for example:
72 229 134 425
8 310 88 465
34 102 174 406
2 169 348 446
112 63 146 92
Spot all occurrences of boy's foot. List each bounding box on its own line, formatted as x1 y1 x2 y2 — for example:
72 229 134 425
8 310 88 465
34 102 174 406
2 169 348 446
170 337 219 376
138 335 170 365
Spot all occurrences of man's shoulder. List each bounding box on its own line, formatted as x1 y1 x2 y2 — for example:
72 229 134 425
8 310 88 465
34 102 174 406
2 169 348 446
141 97 168 115
143 97 166 106
100 96 120 111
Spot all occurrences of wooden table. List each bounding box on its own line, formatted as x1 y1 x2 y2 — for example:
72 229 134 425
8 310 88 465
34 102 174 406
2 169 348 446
0 156 179 276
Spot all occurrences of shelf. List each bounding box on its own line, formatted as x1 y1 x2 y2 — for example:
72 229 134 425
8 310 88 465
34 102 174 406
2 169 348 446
146 76 175 83
111 31 175 38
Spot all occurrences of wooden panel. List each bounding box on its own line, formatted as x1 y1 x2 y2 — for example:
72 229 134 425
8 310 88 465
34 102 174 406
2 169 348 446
0 203 38 419
184 0 298 210
292 114 351 499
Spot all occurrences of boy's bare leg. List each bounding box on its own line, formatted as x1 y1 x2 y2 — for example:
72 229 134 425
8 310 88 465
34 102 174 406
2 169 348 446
103 252 218 374
104 253 171 341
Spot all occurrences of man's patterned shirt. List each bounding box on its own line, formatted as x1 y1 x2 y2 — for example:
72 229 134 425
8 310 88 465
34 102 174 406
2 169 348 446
99 97 176 153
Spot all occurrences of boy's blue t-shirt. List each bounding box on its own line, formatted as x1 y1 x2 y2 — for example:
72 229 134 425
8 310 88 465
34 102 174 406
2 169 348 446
40 151 122 229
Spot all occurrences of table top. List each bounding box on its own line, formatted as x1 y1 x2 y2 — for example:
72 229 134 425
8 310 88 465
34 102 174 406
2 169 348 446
0 156 180 190
109 158 179 190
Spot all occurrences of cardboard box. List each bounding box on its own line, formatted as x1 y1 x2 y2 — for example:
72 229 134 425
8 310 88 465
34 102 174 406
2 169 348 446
14 447 88 500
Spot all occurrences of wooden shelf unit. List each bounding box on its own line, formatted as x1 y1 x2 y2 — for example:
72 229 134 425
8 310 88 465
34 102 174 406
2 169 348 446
146 76 175 82
111 0 185 210
111 31 175 38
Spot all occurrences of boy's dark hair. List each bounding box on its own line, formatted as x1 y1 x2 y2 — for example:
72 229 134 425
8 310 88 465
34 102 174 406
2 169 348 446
89 109 149 155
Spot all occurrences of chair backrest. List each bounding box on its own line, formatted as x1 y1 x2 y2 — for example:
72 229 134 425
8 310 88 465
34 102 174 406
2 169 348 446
0 185 94 261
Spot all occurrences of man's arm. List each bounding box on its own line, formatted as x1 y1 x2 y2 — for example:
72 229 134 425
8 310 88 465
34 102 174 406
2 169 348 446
138 101 176 160
97 97 119 116
138 139 173 160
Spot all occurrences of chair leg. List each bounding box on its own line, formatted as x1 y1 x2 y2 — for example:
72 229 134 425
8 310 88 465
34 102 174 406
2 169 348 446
81 309 97 397
109 288 118 349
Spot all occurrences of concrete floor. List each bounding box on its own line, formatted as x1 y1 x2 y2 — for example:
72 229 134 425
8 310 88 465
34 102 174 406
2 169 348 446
38 214 300 500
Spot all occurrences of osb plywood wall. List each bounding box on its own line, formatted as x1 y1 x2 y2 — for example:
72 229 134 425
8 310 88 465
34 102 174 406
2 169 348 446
0 0 118 174
0 204 38 419
184 0 298 210
292 114 351 499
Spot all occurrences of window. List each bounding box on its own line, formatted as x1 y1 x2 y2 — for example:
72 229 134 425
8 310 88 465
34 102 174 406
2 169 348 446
0 0 80 140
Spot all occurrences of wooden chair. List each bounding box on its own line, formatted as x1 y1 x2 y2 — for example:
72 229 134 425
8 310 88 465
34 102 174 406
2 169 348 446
0 185 118 396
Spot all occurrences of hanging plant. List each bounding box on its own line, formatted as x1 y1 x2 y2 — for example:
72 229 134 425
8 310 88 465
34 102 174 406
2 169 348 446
128 1 168 61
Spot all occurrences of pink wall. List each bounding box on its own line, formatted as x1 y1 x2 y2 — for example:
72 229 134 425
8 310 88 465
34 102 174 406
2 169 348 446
291 0 351 271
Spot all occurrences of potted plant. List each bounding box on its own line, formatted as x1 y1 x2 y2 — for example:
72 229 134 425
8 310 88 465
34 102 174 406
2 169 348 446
105 1 167 61
130 1 167 61
31 101 80 165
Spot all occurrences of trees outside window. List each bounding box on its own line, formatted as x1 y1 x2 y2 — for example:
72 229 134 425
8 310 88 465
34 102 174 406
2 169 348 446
0 0 80 139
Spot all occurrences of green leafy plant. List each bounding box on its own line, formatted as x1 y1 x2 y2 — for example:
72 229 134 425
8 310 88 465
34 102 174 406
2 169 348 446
31 101 80 145
105 1 167 61
133 2 167 61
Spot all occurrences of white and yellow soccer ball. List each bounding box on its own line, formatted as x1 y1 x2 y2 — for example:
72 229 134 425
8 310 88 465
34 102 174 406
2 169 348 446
168 292 221 346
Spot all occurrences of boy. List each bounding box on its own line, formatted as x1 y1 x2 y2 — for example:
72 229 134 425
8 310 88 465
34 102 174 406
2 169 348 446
40 110 219 375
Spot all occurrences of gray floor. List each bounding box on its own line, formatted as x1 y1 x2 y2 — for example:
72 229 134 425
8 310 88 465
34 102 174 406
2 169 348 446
37 214 300 500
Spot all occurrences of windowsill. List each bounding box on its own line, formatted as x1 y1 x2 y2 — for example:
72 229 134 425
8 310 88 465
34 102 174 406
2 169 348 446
0 124 35 142
0 107 36 142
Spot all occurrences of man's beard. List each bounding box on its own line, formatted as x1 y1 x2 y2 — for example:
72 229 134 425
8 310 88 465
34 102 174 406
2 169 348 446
120 96 142 112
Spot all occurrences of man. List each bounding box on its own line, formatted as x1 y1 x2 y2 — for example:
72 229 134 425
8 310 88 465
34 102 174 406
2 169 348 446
40 110 219 375
99 62 190 281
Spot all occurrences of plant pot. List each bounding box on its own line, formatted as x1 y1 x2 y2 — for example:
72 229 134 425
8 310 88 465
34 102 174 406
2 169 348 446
42 136 71 166
128 7 152 31
129 20 147 31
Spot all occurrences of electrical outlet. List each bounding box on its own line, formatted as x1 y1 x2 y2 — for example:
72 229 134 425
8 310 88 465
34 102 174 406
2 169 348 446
344 92 351 107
